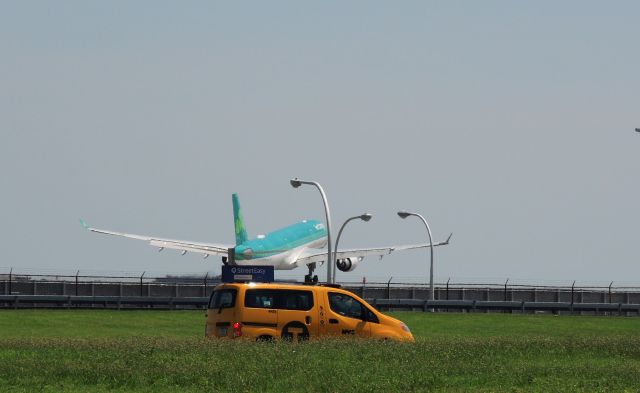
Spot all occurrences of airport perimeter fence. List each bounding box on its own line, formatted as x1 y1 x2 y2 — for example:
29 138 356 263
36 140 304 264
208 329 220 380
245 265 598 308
2 270 640 315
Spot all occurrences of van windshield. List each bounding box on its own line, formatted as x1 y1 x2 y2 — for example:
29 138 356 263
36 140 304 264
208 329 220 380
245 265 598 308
208 288 237 309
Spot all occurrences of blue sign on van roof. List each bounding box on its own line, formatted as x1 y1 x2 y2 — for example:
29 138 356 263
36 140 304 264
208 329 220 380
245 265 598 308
221 266 274 283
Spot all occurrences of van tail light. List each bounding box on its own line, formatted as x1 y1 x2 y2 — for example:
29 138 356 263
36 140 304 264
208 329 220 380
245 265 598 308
233 322 243 337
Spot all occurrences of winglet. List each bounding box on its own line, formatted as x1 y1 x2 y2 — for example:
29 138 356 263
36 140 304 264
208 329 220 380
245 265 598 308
445 232 453 244
79 219 90 230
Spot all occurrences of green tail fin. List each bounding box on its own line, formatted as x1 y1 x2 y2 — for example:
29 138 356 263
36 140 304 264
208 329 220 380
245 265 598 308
232 193 248 245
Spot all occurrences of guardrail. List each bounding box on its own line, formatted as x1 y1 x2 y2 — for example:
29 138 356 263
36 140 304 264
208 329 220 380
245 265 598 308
2 295 640 315
370 298 640 314
0 295 208 309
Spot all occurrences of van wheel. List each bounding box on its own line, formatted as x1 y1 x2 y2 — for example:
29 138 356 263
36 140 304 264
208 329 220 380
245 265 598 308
281 321 309 342
256 335 274 342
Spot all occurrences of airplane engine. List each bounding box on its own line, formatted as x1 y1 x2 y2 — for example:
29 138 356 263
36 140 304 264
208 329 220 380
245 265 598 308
336 257 362 272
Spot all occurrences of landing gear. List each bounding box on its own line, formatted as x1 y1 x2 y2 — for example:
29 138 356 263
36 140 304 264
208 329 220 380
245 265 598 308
304 263 318 284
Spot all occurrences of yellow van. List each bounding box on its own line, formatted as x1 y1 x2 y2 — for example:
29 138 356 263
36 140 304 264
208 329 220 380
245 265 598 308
205 282 414 342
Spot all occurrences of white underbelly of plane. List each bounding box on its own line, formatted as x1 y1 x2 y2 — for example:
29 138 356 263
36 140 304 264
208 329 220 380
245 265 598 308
235 237 327 270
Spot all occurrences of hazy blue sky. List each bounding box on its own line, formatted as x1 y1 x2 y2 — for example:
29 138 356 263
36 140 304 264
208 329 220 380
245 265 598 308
1 1 638 284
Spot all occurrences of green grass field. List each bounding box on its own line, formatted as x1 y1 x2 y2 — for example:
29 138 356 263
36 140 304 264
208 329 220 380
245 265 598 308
1 310 639 392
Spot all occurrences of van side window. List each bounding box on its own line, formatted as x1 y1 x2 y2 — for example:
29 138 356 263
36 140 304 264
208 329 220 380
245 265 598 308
208 289 237 309
275 290 313 311
244 289 314 311
328 292 377 322
245 289 275 308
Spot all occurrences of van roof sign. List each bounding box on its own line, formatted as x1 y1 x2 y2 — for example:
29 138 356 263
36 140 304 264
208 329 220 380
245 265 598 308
222 266 274 283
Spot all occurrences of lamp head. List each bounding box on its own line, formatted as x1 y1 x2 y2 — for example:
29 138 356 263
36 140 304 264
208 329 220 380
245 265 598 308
359 213 372 222
397 211 412 219
290 178 302 188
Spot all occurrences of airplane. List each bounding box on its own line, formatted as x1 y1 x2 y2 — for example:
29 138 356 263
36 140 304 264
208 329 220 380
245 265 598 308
81 193 452 282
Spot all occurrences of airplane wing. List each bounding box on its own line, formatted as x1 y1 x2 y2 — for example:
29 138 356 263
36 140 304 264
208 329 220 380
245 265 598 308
80 219 230 258
296 233 453 265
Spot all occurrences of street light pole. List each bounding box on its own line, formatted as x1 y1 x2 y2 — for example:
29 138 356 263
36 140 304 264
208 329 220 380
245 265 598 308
333 213 372 283
397 211 435 301
290 178 334 283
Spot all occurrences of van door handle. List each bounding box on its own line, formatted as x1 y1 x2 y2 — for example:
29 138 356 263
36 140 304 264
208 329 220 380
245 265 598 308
329 318 339 324
305 316 312 325
268 310 277 314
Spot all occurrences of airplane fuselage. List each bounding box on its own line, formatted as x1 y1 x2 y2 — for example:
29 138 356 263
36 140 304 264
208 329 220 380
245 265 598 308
232 219 328 270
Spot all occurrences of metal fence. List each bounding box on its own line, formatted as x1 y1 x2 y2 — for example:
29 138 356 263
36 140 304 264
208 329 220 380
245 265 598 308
1 271 215 298
2 271 640 314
